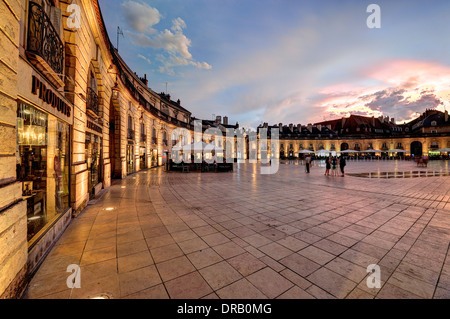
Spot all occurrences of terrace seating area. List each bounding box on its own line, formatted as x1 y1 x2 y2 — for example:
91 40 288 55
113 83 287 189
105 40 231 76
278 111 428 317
169 161 233 173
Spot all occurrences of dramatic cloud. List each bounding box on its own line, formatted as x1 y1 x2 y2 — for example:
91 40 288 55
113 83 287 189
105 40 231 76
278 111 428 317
122 2 211 74
315 60 450 123
121 1 161 33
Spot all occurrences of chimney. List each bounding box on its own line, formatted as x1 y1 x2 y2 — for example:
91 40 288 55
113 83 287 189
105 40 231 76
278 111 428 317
445 110 448 122
341 117 347 127
317 124 322 132
279 123 283 132
289 124 293 132
144 74 148 86
167 94 171 101
223 116 228 125
263 122 268 128
307 124 312 132
372 116 375 126
177 99 181 105
297 124 301 132
216 115 221 124
391 118 395 123
235 122 239 128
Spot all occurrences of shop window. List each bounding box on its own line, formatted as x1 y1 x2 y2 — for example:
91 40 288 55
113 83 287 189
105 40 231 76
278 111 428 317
17 103 70 242
85 133 102 198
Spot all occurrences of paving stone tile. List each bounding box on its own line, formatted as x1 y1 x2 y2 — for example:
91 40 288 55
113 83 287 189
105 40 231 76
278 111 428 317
325 257 367 283
119 265 162 297
277 236 309 252
307 267 357 299
118 250 154 273
259 242 293 261
293 231 322 244
25 162 450 300
178 237 209 254
199 261 242 290
247 267 294 298
202 232 231 246
280 253 321 277
80 246 116 266
346 288 375 299
279 269 312 290
117 239 149 258
376 283 422 299
259 256 286 272
156 256 196 282
150 243 184 263
216 279 267 299
387 271 435 299
228 253 266 276
298 246 335 265
187 248 223 269
313 239 347 256
212 241 246 259
165 272 213 299
145 234 176 249
121 284 169 299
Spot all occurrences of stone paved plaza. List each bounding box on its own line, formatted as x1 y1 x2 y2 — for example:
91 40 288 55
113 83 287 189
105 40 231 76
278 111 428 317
24 160 450 299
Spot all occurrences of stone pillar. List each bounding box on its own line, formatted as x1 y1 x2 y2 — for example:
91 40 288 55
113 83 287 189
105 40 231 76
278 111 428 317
0 0 28 298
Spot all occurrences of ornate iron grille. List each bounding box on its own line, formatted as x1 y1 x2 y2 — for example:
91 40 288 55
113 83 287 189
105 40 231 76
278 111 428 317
27 2 64 75
87 87 99 116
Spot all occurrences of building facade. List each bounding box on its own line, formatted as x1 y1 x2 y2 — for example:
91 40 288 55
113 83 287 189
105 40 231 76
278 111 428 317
257 110 450 160
1 0 449 299
0 0 195 298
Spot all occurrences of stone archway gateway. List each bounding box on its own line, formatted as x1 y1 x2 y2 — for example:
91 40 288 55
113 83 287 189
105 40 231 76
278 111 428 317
411 141 423 157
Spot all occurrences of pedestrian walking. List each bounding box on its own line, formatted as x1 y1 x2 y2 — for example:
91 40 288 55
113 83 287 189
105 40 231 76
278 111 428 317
305 155 311 173
325 157 331 176
331 156 338 176
339 156 346 177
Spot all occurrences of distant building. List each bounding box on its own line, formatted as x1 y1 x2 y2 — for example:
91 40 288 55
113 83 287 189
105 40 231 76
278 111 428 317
257 110 450 159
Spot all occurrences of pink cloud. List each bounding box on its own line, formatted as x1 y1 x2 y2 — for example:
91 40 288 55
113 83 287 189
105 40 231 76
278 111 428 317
315 59 450 122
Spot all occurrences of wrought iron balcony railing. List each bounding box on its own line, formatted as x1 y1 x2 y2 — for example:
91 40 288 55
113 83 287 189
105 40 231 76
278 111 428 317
27 2 64 76
86 87 99 116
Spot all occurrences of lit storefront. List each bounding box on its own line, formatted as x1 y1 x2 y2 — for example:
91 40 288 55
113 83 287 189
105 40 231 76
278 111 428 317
15 72 73 248
17 103 71 244
85 120 103 198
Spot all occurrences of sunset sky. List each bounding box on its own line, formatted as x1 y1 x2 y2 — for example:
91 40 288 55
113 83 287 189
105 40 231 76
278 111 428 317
99 0 450 129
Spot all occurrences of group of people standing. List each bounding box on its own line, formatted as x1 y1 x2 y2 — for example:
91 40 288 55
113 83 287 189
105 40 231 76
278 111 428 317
304 155 346 177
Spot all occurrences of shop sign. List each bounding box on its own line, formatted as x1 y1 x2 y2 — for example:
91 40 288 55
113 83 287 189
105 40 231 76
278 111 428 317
31 75 72 117
87 120 103 134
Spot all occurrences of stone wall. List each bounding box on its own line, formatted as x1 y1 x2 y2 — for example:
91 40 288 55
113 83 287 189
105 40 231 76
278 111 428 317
0 0 28 298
